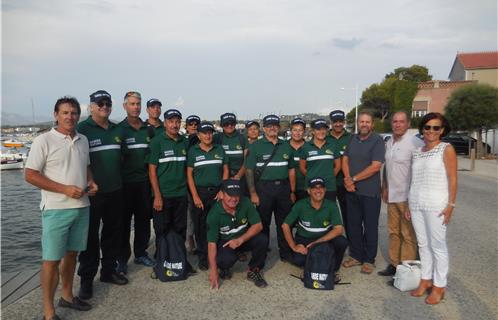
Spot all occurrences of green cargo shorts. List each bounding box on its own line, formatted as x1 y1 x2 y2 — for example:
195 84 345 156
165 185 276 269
41 207 90 261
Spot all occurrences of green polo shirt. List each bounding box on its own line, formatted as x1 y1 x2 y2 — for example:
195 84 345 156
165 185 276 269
119 118 151 183
299 139 340 192
245 136 296 181
187 144 228 187
207 197 261 242
148 132 188 197
214 132 246 174
327 130 352 186
146 120 164 138
77 116 124 193
291 145 306 191
284 198 343 239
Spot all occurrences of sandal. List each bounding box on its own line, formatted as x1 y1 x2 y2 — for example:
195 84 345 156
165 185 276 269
342 257 361 268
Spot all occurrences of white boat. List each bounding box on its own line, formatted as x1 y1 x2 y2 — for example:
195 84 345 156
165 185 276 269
1 148 27 170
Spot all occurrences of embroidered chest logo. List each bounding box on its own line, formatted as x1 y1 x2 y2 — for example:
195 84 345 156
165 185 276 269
114 136 121 143
125 137 136 144
323 220 330 226
182 149 186 155
164 150 174 157
214 154 222 159
309 150 318 156
196 155 205 161
222 145 229 150
236 144 242 150
241 218 247 224
89 139 102 147
282 153 289 160
301 221 311 227
325 149 333 154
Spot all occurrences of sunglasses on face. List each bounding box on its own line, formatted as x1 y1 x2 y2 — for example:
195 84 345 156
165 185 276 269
423 125 442 131
97 101 112 108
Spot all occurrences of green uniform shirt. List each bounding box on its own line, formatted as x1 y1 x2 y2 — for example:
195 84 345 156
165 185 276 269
299 139 340 192
245 136 296 181
284 198 343 239
187 144 228 187
145 120 164 138
147 132 188 197
119 118 150 183
77 116 123 193
291 145 306 191
207 197 261 242
327 130 352 186
214 132 246 174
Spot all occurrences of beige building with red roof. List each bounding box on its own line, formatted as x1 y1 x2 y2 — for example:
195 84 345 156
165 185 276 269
448 51 498 87
412 51 498 117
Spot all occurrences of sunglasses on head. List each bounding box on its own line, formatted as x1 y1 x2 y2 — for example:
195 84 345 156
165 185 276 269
423 125 442 131
125 91 141 99
97 101 112 108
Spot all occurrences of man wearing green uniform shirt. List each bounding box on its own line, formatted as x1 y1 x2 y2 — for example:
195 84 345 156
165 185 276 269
184 114 201 253
148 109 191 262
300 119 341 201
282 177 348 282
145 98 164 138
288 118 306 201
116 91 155 276
214 113 248 194
327 110 351 237
77 90 128 300
187 121 229 270
245 114 296 262
207 179 269 289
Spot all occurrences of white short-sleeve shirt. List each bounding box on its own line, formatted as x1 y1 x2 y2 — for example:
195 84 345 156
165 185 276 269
25 128 91 210
385 133 424 203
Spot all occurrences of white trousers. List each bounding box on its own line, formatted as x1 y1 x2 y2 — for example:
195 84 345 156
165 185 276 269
410 208 449 287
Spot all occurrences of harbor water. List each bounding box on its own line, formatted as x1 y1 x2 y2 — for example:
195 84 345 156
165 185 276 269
1 169 42 273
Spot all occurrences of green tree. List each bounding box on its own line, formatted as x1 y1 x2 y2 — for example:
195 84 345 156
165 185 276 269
385 65 432 82
359 65 432 124
445 84 498 157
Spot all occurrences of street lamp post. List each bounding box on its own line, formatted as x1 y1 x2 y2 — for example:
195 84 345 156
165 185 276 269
341 84 359 134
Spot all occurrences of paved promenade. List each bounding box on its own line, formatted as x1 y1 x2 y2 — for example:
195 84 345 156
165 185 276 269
3 160 497 320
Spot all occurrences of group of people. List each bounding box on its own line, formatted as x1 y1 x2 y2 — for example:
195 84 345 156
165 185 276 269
25 90 457 320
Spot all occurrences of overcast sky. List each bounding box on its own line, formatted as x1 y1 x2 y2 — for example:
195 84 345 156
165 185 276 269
2 0 496 122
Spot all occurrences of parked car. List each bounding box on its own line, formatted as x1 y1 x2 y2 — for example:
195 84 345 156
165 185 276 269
379 133 392 143
442 133 491 155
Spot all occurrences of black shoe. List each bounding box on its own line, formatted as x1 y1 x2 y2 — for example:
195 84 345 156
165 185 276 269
219 268 232 280
58 296 92 311
280 255 293 264
187 262 197 276
198 260 209 271
334 273 342 284
247 268 268 288
78 280 93 300
387 279 395 287
100 272 128 285
377 264 396 276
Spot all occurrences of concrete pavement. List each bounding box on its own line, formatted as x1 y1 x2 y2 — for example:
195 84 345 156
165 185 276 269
2 170 497 320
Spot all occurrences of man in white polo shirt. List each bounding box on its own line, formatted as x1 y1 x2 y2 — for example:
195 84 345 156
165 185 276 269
25 96 98 320
378 111 424 280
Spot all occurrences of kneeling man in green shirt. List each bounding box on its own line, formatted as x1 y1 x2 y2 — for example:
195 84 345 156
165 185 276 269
207 179 269 289
282 177 348 282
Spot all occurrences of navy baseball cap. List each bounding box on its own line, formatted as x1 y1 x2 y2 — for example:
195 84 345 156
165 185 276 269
311 119 328 129
198 121 215 133
330 110 345 121
220 113 237 126
186 115 201 125
221 179 242 196
164 109 182 120
245 120 260 128
308 177 326 188
291 117 306 127
263 115 280 127
146 98 162 107
90 90 111 103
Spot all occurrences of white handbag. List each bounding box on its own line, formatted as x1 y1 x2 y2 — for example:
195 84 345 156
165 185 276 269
393 260 421 291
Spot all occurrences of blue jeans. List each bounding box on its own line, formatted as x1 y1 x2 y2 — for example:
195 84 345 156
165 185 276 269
345 193 381 264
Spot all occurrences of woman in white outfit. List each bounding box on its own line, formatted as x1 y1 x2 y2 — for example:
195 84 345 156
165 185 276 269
406 112 457 305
